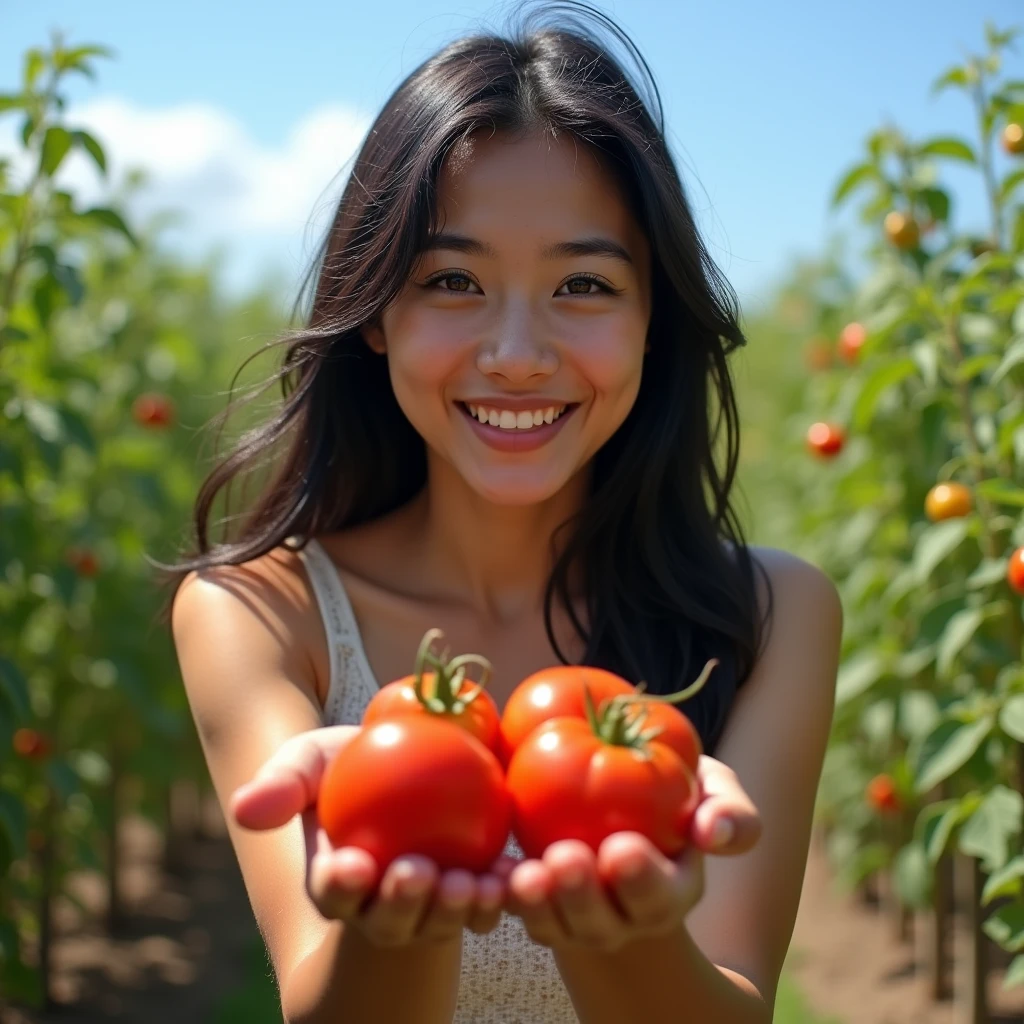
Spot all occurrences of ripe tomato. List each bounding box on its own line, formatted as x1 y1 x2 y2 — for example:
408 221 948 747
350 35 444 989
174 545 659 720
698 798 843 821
865 774 901 815
498 666 634 764
132 392 175 429
1003 123 1024 156
924 482 972 522
506 717 699 859
362 629 500 753
807 422 845 458
1008 548 1024 595
317 717 510 873
13 729 52 760
363 674 500 753
837 322 866 365
883 211 920 251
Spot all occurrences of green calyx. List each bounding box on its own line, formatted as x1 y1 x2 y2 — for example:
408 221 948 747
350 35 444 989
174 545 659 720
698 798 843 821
412 628 493 715
582 657 719 754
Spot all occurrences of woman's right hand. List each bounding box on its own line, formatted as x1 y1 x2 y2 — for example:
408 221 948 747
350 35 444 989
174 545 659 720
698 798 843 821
229 725 510 948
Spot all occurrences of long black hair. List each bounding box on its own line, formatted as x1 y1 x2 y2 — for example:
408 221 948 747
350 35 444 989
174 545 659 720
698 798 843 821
155 1 772 756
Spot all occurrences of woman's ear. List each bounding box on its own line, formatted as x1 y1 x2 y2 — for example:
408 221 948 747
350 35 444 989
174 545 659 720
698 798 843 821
362 321 387 355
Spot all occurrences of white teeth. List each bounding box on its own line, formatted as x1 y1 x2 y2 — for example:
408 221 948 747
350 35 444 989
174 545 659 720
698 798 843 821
466 403 568 430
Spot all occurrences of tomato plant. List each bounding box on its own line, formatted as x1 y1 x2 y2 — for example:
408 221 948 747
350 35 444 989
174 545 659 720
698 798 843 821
362 628 500 754
317 717 510 873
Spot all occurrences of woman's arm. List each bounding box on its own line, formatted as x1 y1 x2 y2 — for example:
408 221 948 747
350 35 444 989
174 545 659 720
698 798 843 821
171 555 466 1024
507 549 841 1022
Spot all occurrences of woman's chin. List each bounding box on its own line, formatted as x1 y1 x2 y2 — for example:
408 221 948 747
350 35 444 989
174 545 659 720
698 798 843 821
460 466 573 507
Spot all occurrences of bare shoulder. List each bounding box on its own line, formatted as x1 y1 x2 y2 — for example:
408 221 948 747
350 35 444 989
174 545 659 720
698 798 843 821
745 544 842 634
171 544 324 713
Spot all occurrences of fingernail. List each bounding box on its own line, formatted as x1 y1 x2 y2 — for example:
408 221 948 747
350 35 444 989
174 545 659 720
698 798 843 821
621 857 646 880
711 817 734 849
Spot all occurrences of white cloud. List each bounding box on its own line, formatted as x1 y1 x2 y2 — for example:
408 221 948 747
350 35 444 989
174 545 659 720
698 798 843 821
1 97 372 295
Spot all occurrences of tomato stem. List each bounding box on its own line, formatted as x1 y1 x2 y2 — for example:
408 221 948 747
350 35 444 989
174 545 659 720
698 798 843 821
411 629 493 714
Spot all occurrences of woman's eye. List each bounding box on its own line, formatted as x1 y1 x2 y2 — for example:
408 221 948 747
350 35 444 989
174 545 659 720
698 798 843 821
428 272 478 293
557 275 612 296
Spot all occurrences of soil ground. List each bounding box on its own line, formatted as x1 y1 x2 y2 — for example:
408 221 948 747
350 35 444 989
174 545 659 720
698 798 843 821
6 798 1024 1024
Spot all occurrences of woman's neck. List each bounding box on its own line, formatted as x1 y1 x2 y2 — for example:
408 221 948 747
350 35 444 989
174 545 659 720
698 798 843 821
405 458 590 624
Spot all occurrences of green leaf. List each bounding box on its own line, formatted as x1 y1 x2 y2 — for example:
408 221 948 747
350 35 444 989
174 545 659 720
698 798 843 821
0 658 30 719
936 607 985 679
913 519 969 584
39 126 73 177
1000 696 1024 742
918 187 951 223
899 690 940 740
0 93 31 115
983 854 1024 905
852 357 919 431
977 478 1024 508
1014 208 1024 254
994 338 1024 384
1001 169 1024 203
893 842 932 908
831 163 880 207
80 206 137 245
54 45 115 75
957 353 999 382
71 129 106 174
836 651 886 705
23 48 45 90
959 785 1023 872
932 67 970 94
967 558 1009 590
1004 953 1024 991
0 791 27 861
919 796 976 861
915 716 994 793
917 137 977 163
985 903 1024 953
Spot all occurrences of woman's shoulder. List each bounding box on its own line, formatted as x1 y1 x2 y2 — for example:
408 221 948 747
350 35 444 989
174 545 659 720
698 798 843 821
723 540 840 616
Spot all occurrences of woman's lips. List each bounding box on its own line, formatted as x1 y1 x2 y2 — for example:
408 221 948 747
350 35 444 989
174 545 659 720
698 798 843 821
457 402 578 453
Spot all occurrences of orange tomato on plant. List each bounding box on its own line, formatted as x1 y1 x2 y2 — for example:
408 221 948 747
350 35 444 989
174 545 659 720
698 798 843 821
924 482 972 522
865 774 901 815
837 322 866 365
362 628 500 754
883 210 920 250
1008 548 1024 596
1002 122 1024 156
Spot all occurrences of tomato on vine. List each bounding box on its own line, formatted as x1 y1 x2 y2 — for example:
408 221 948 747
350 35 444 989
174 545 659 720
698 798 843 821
924 482 972 522
806 422 845 458
1008 548 1024 596
837 322 866 365
865 774 901 815
362 628 500 754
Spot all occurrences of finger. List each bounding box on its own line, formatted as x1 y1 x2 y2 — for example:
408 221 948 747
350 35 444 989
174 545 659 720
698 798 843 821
599 832 698 933
416 869 475 943
361 856 437 947
507 860 565 948
467 873 506 935
691 756 761 855
308 840 378 920
543 841 624 950
231 725 360 830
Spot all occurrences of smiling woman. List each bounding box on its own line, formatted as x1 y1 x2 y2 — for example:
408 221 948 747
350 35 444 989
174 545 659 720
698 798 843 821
156 1 841 1022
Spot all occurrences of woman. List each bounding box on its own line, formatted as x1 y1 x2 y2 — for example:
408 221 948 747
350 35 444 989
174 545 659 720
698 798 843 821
165 3 842 1021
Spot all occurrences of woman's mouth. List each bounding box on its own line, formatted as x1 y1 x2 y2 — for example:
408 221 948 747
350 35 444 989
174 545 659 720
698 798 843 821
456 401 579 452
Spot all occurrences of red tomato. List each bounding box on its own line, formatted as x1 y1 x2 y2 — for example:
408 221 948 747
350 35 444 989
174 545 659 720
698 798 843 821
1009 548 1024 595
317 717 510 873
132 392 176 429
13 728 52 760
507 717 699 859
865 774 901 815
807 422 845 458
362 629 500 753
837 322 866 365
363 674 501 753
498 666 635 765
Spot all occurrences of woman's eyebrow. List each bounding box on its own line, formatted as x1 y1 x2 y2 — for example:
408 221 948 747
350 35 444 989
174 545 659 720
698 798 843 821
421 232 633 266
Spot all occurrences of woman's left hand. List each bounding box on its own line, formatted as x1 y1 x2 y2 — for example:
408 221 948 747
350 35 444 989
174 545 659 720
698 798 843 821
503 754 761 952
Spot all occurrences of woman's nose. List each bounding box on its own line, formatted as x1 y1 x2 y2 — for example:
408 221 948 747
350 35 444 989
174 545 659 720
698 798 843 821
476 308 558 381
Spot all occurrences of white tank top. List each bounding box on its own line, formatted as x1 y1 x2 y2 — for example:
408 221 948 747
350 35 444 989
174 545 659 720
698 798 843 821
296 537 580 1023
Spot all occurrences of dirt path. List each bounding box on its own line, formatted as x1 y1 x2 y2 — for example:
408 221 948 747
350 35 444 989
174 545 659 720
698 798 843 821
7 800 1024 1023
788 833 1024 1024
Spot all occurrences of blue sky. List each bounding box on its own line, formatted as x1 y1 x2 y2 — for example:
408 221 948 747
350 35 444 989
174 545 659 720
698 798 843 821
4 1 1021 312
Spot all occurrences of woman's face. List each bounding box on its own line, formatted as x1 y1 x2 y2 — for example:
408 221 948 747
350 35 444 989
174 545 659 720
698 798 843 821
364 129 653 506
